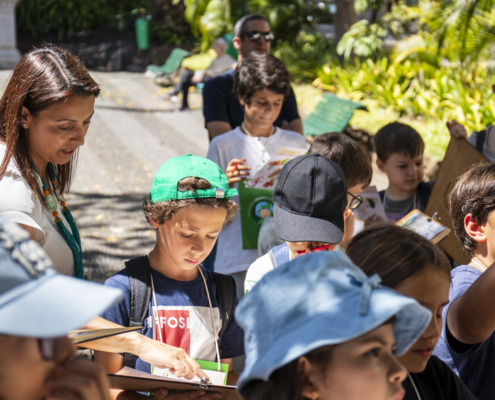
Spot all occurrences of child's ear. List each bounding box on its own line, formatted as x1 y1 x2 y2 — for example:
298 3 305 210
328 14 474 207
376 158 386 173
464 214 487 243
237 91 246 107
149 217 160 229
298 356 320 400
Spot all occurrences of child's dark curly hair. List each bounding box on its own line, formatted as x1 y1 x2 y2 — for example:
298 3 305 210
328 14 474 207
233 52 291 105
143 177 238 225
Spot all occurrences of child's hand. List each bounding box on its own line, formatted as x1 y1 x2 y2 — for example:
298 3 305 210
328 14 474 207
447 120 468 140
226 158 250 188
152 388 221 400
45 358 111 400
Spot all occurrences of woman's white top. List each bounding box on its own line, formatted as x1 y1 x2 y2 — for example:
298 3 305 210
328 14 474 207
0 144 74 275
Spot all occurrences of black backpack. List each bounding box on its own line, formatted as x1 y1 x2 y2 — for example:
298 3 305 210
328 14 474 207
122 256 237 368
475 130 487 154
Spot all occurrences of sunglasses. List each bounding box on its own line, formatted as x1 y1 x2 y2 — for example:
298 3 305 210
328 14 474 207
245 30 275 42
348 192 363 210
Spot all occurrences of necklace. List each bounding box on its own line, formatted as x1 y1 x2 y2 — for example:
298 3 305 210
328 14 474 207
471 257 488 273
34 163 84 279
241 122 276 168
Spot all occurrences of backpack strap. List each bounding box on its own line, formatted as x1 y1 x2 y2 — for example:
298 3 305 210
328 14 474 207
269 243 291 269
211 271 237 359
476 130 487 154
123 256 152 369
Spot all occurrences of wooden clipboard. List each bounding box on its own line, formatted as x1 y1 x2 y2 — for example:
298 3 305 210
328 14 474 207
108 367 240 400
425 138 488 264
69 327 143 345
396 210 450 245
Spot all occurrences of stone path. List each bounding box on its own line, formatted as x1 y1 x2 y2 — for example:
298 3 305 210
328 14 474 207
0 71 209 281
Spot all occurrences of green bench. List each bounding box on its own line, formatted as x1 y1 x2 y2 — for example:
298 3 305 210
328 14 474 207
303 93 367 136
147 48 191 87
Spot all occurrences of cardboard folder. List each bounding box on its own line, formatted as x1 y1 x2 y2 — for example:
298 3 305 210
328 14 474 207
108 367 241 400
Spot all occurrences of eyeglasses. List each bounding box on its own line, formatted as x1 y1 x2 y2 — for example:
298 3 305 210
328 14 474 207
348 192 363 210
245 31 275 42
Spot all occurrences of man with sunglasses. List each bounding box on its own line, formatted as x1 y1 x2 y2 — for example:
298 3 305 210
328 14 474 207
203 14 303 140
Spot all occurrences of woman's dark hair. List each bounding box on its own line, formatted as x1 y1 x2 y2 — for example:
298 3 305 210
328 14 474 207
0 45 100 201
242 346 334 400
233 53 290 105
346 223 451 288
143 177 238 225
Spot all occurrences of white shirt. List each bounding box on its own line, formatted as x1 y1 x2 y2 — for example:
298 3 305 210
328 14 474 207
244 252 277 293
206 127 307 275
0 144 74 275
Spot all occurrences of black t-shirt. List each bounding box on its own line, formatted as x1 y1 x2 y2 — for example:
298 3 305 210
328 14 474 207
202 69 300 129
404 356 478 400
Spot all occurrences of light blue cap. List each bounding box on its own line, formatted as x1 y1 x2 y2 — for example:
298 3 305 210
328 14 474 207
235 251 431 396
0 216 124 337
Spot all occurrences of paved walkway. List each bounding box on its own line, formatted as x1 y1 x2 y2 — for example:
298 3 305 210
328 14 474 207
0 71 209 281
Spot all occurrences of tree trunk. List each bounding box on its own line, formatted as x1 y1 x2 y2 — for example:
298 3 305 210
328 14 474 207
334 0 357 44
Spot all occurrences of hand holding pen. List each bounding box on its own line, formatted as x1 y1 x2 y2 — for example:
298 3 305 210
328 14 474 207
226 158 251 188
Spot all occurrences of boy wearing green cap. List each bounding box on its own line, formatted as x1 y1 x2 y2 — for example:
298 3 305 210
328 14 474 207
95 154 244 396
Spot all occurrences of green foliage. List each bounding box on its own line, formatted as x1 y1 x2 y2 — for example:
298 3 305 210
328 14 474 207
16 0 109 38
274 31 335 83
316 58 495 134
337 20 387 60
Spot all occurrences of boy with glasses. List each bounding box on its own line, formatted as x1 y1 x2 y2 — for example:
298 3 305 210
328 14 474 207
257 132 373 257
244 154 349 294
203 14 303 139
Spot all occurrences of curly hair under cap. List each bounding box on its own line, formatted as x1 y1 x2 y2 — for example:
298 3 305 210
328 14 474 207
143 177 238 225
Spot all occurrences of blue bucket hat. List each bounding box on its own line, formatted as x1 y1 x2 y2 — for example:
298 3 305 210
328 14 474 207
235 251 431 396
0 216 123 337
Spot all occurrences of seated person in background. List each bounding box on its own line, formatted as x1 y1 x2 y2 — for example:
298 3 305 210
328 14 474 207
257 132 372 256
236 251 432 400
207 52 307 297
433 162 495 400
348 224 477 400
169 37 235 111
0 216 123 400
374 122 432 222
95 155 244 399
203 14 302 139
447 118 495 161
244 154 348 294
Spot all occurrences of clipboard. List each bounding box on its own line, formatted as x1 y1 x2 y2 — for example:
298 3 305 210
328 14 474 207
108 367 240 400
396 210 450 245
69 327 143 345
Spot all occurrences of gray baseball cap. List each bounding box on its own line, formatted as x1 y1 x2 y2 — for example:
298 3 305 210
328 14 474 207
0 216 123 337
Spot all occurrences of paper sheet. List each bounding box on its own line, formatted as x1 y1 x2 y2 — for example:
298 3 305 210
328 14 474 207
151 360 228 386
244 146 307 189
353 186 387 234
398 211 445 240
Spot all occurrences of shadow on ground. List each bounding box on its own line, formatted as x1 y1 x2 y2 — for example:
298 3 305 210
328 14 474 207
68 192 155 282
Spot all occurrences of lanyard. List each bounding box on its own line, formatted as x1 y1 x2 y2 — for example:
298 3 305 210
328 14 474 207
408 372 422 400
150 266 222 372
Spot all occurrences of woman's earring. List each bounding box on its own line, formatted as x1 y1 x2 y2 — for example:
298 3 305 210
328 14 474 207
312 392 319 400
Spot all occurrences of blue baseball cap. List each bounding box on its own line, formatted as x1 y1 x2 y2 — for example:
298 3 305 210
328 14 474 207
235 251 431 396
0 216 124 337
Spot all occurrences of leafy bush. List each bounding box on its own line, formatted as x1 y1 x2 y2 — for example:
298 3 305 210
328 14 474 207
274 31 335 83
315 58 495 133
16 0 110 38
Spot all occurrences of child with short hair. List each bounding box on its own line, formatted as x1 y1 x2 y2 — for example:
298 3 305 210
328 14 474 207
374 122 432 222
347 224 477 400
95 155 245 397
244 153 348 293
237 251 432 400
207 53 307 296
257 132 372 256
433 162 495 400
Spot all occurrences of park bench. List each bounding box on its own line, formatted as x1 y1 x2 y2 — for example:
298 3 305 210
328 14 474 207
303 93 367 136
147 48 191 87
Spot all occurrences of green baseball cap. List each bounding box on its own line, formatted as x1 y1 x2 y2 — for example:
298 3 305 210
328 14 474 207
150 154 238 202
